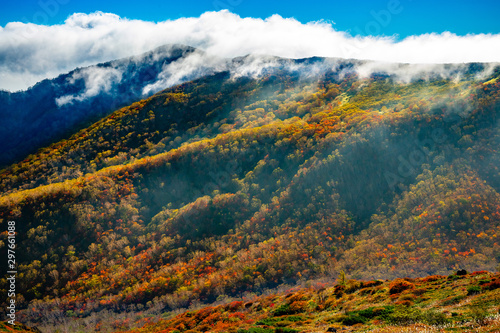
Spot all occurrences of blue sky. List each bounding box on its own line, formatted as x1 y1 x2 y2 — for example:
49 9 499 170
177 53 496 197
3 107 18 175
1 0 499 38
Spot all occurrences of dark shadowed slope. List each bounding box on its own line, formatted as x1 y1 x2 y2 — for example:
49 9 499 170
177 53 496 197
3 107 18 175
0 44 212 167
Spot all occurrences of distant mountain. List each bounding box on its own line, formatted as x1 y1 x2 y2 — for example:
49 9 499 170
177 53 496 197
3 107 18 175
0 44 219 168
1 54 500 330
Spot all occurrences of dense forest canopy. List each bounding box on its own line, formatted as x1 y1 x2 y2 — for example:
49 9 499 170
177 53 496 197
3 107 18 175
0 53 500 330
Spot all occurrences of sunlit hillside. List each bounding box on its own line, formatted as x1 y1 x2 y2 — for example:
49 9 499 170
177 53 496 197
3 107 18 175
1 56 500 331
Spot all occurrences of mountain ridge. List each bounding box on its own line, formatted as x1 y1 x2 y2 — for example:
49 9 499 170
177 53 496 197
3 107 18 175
0 44 205 168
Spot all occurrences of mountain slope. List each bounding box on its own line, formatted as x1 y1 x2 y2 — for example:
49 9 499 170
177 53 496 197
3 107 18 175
1 58 500 328
0 44 214 168
5 271 500 332
112 271 500 333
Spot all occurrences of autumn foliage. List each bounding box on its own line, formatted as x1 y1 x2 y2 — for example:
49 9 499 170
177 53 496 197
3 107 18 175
0 63 500 330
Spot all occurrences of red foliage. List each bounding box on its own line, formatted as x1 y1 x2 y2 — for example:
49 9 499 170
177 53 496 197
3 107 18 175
394 300 413 307
226 301 244 312
420 275 446 283
389 279 415 295
361 280 383 288
482 278 500 291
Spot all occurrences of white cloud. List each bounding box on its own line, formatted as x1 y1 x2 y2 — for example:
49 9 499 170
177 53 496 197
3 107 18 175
1 10 500 91
141 50 227 95
55 66 123 106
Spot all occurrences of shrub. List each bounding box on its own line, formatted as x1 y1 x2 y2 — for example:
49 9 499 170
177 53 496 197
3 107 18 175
371 306 395 320
341 313 368 325
333 285 345 297
273 304 293 316
421 275 445 283
272 303 305 317
340 306 395 325
442 295 465 306
356 306 394 320
227 301 244 312
421 310 449 325
274 320 293 327
256 316 303 326
360 280 383 288
345 280 363 294
288 301 308 313
275 329 299 333
387 307 422 324
238 328 274 333
359 287 375 296
256 318 277 326
482 278 500 291
399 293 415 301
394 300 413 307
387 308 449 325
467 286 481 296
412 288 428 296
389 279 415 295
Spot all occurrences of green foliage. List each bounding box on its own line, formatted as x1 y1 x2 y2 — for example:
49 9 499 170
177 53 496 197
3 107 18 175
467 286 482 296
238 328 274 333
341 313 368 325
442 295 465 306
339 306 395 325
273 304 294 317
238 328 299 333
256 318 278 326
356 306 395 320
238 328 298 333
257 316 304 326
338 270 346 286
275 328 299 333
387 307 449 325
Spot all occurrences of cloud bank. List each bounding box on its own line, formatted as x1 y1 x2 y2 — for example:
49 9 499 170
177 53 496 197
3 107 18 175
55 67 122 106
1 10 500 91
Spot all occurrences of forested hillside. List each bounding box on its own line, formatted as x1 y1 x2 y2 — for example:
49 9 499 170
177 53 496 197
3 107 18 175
0 45 205 168
1 57 500 330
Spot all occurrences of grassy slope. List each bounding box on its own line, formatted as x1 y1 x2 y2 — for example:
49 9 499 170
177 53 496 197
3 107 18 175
39 271 500 332
4 271 500 332
119 271 500 333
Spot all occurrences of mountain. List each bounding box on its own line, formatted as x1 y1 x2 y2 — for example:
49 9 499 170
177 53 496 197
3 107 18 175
0 52 500 330
0 44 220 168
